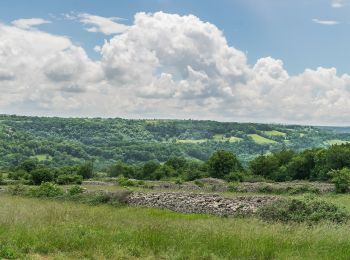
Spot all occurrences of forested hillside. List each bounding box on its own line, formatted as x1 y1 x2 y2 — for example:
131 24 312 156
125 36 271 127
0 114 349 169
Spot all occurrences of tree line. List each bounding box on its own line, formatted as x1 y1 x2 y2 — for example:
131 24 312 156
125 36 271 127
2 144 350 190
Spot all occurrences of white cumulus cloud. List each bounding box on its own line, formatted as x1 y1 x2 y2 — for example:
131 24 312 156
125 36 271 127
331 0 347 8
312 18 340 25
11 18 51 30
78 13 129 35
1 12 350 125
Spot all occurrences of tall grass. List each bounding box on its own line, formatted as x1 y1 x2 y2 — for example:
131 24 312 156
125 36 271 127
1 195 350 259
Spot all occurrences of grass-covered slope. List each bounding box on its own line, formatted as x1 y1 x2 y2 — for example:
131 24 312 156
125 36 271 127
0 114 350 169
1 195 350 259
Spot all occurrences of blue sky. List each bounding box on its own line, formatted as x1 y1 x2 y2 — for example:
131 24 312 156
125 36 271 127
1 0 350 124
1 0 348 75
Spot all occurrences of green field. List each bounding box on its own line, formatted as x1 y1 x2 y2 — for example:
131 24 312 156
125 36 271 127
32 154 53 161
325 139 350 145
248 134 277 144
176 139 207 144
263 130 286 137
176 135 242 144
213 134 242 143
1 194 350 259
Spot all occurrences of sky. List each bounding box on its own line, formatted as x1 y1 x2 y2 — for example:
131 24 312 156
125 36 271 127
0 0 350 125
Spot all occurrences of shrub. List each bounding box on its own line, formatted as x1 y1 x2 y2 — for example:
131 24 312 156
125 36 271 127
286 185 319 195
78 161 94 179
257 198 349 224
258 184 274 193
329 168 350 193
0 245 19 259
68 185 86 196
29 182 64 198
56 174 83 185
7 184 27 196
227 182 239 192
117 176 136 187
0 173 4 185
78 190 132 206
8 170 27 180
137 180 145 186
194 180 204 187
30 168 54 185
225 171 245 182
242 174 267 183
174 178 184 185
207 150 243 179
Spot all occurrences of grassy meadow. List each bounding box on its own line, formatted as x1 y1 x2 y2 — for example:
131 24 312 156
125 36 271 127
1 194 350 259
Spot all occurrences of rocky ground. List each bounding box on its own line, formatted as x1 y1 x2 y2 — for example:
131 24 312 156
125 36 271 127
126 191 279 216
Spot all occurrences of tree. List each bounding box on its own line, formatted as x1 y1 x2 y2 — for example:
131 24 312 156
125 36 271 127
30 167 54 185
142 161 160 179
18 158 38 173
207 150 243 179
249 154 279 179
56 174 83 185
78 161 93 179
329 168 350 193
284 150 317 180
107 161 134 178
152 165 175 180
165 156 187 171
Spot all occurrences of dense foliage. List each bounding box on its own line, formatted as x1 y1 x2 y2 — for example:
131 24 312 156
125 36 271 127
3 144 350 187
1 114 350 170
258 198 349 223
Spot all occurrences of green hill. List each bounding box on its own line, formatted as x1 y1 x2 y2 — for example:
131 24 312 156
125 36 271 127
0 115 349 169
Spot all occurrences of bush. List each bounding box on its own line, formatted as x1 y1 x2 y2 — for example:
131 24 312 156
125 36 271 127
30 168 54 185
117 176 136 187
29 182 64 198
68 185 86 196
56 174 83 185
225 171 245 182
257 198 349 224
207 150 243 179
329 168 350 193
227 182 239 192
0 173 4 185
78 162 94 179
257 184 274 193
8 170 27 181
194 180 204 187
286 185 319 195
0 245 19 259
75 190 132 206
7 184 27 196
242 174 267 183
174 178 184 185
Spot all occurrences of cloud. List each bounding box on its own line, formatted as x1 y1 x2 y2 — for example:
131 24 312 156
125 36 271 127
11 18 51 30
0 69 15 81
0 22 102 112
78 13 128 35
312 18 340 25
1 12 350 125
331 0 346 8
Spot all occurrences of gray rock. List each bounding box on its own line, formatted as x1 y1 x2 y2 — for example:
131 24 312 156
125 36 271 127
126 191 279 216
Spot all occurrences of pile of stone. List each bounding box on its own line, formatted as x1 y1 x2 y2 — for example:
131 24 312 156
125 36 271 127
82 181 116 186
127 191 279 216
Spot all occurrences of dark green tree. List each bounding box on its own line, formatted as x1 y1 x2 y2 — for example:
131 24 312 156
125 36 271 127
78 161 93 179
142 161 160 179
249 154 279 179
207 150 243 179
30 167 54 185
